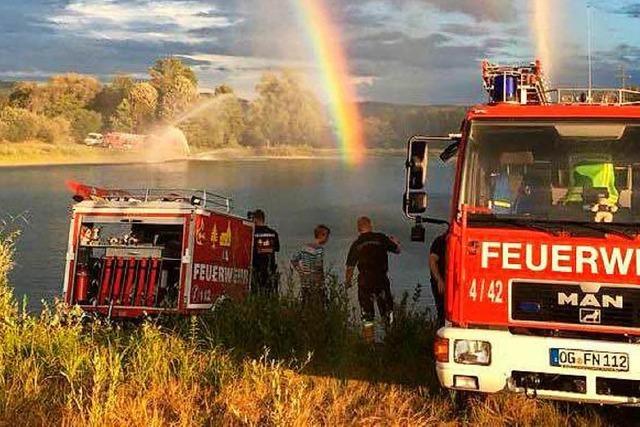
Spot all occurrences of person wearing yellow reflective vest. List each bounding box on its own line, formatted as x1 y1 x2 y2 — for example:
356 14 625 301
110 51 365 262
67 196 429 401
565 162 619 207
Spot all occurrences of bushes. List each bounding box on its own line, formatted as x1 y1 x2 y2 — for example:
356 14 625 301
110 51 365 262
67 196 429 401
0 107 71 143
64 108 102 142
37 115 71 144
0 107 40 142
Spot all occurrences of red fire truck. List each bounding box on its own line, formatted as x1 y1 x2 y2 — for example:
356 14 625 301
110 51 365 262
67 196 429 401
404 61 640 405
63 182 254 318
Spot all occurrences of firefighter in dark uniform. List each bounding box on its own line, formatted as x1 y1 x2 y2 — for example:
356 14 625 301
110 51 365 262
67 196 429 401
251 209 280 295
345 216 401 326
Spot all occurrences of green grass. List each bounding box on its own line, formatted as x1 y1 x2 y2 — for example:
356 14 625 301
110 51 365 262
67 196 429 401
0 141 129 167
0 227 631 426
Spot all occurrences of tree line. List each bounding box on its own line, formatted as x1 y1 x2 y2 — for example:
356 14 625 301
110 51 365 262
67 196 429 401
0 57 466 149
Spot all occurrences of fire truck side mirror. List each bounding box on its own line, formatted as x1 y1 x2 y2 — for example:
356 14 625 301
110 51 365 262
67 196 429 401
406 136 428 191
405 191 427 215
404 136 429 218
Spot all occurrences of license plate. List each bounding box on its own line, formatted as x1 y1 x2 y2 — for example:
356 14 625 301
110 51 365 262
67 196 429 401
550 348 629 372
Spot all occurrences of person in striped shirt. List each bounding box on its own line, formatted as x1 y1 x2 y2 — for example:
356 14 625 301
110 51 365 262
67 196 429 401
291 224 331 305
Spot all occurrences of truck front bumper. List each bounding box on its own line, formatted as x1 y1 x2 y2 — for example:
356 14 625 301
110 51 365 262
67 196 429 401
436 327 640 406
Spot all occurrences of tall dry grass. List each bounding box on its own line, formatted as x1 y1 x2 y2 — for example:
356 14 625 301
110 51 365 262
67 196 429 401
0 230 628 426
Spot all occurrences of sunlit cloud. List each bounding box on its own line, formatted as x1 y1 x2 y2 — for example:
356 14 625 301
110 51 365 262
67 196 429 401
48 0 240 43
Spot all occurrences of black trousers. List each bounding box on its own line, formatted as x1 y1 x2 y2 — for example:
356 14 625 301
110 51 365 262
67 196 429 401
430 280 445 326
358 274 394 322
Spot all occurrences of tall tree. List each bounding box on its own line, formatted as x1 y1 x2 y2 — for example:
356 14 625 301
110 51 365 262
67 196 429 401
247 71 327 147
127 82 158 131
183 85 246 148
110 99 134 133
92 74 135 124
42 73 102 117
157 75 197 121
8 82 39 110
150 57 198 93
66 109 102 142
150 58 198 121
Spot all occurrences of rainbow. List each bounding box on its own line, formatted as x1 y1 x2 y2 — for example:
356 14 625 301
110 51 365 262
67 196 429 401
293 0 365 164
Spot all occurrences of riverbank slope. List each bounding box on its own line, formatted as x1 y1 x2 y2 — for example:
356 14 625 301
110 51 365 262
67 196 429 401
0 142 405 168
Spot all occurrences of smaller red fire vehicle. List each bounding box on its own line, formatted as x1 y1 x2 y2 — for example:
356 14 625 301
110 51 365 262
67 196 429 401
104 132 146 150
63 182 254 318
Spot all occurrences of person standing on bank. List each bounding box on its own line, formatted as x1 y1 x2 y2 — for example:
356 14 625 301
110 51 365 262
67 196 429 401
345 216 401 326
291 224 331 305
251 209 280 295
429 232 447 326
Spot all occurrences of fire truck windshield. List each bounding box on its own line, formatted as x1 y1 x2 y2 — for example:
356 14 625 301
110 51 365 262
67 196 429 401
462 121 640 224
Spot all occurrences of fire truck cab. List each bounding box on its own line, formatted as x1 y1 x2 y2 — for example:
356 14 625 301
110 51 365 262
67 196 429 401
63 186 254 318
404 61 640 405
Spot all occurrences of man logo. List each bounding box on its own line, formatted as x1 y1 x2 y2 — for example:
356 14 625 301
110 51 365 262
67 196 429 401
557 292 623 309
579 308 601 324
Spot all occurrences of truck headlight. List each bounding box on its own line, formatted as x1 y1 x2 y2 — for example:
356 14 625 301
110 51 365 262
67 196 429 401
454 340 491 366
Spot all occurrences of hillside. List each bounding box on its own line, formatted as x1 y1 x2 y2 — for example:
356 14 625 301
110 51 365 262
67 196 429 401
359 102 468 149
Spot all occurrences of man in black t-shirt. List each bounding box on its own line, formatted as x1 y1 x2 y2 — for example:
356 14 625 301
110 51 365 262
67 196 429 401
252 209 280 295
429 232 447 326
346 216 401 324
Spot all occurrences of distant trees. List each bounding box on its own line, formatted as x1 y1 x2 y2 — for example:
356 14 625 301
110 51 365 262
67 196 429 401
109 99 134 133
0 107 70 143
92 75 134 125
245 71 327 147
181 85 246 148
359 103 466 148
0 55 466 150
128 82 158 131
150 58 198 121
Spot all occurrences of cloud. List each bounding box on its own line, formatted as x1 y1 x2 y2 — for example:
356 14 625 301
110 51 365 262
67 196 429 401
47 0 239 43
440 22 490 37
178 53 313 72
414 0 517 22
614 3 640 17
349 31 507 71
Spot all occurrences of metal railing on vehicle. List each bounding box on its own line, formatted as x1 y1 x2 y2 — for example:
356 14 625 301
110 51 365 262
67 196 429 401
94 188 232 212
546 88 640 106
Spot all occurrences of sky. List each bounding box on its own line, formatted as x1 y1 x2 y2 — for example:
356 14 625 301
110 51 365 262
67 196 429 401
2 0 640 104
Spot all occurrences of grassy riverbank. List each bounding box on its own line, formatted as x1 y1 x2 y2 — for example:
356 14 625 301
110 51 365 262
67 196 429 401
0 141 407 168
0 229 625 426
0 142 130 167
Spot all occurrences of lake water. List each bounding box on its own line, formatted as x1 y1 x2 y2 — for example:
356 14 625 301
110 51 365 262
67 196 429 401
0 156 453 310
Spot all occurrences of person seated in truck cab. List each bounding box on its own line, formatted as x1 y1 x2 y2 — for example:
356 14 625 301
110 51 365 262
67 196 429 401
489 152 532 214
564 162 619 206
513 169 552 215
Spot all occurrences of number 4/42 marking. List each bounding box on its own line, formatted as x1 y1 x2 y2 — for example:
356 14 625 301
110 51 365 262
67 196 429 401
469 278 504 303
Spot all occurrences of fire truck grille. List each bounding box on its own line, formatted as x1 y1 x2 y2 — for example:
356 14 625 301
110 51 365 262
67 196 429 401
511 281 640 328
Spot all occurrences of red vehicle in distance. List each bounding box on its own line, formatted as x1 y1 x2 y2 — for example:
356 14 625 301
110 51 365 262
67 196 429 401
103 132 147 150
